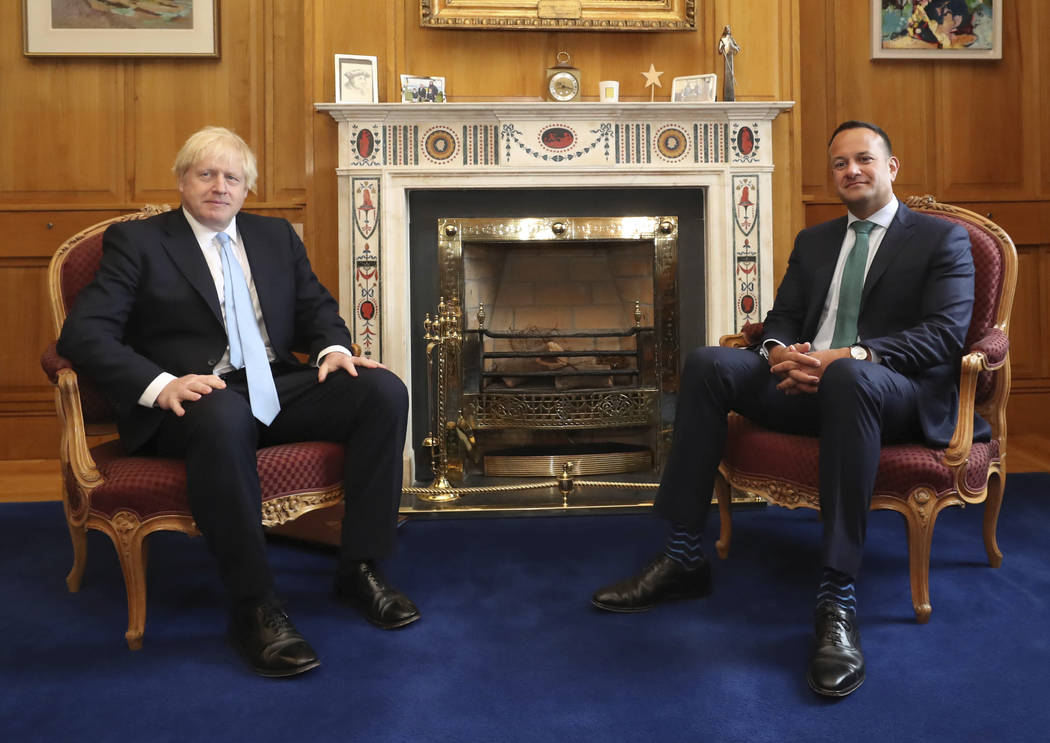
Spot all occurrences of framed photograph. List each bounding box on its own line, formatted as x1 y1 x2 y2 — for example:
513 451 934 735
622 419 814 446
671 74 717 103
23 0 219 57
335 54 379 104
400 75 446 103
871 0 1002 60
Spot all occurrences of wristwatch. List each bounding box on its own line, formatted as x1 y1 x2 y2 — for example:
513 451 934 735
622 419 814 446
849 344 869 361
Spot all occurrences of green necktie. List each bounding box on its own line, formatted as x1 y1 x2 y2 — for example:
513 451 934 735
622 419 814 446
831 220 875 349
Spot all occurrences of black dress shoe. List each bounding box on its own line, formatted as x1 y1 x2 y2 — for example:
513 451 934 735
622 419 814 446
807 601 865 697
229 601 320 678
335 560 420 630
591 554 712 613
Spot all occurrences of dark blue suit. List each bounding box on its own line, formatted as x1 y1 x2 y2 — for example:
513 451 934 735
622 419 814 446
58 208 409 604
655 203 979 577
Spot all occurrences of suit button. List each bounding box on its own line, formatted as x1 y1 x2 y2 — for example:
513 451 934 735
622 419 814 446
207 358 217 366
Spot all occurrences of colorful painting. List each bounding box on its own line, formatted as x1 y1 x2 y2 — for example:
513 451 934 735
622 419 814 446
24 0 218 56
872 0 1002 59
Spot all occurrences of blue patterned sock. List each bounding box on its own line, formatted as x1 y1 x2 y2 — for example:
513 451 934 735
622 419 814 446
663 524 705 570
817 567 857 614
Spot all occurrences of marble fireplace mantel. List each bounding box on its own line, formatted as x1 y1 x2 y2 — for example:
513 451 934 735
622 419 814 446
317 100 793 475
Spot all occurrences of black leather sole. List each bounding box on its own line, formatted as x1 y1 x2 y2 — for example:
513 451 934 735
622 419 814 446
590 585 711 613
334 590 421 630
806 670 865 697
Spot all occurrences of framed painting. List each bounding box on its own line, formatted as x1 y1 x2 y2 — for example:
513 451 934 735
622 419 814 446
335 54 379 104
420 0 696 32
871 0 1002 60
24 0 219 57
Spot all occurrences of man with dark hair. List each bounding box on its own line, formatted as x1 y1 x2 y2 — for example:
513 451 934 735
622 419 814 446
58 126 418 678
591 121 981 696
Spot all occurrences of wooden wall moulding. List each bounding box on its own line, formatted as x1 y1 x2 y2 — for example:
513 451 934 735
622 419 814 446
420 0 696 31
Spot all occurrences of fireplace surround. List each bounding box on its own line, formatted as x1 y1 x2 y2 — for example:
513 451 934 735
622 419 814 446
318 101 793 512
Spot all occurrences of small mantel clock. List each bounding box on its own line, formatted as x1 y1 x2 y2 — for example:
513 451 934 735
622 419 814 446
546 51 581 102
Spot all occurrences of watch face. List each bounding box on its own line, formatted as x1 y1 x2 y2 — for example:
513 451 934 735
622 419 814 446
850 345 867 360
549 71 580 102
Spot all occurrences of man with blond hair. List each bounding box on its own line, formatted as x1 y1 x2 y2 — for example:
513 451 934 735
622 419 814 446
58 126 417 677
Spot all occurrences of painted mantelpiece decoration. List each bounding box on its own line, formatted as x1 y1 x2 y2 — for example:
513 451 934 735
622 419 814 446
318 101 792 471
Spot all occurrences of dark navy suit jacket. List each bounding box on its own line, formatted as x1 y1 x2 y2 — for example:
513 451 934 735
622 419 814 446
760 202 982 448
57 208 353 453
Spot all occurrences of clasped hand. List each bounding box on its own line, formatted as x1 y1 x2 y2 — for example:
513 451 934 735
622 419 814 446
767 342 851 395
157 352 386 416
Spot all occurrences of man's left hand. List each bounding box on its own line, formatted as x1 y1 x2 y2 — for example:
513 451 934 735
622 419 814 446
773 347 852 395
317 351 386 382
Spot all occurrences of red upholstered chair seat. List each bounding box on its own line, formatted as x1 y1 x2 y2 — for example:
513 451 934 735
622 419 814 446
713 196 1016 623
84 439 345 521
722 416 1000 505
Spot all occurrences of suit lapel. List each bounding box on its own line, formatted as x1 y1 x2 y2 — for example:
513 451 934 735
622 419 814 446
235 214 278 327
861 202 914 304
813 218 848 306
160 209 224 325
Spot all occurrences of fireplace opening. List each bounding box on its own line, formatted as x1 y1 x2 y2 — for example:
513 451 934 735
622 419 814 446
408 189 705 492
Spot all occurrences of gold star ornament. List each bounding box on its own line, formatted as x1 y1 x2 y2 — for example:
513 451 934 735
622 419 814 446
642 63 664 101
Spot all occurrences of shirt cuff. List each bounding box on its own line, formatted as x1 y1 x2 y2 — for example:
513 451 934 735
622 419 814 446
139 372 177 408
316 345 354 366
758 339 785 359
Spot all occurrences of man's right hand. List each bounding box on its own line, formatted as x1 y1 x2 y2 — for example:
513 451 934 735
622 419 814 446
767 342 822 393
156 374 227 417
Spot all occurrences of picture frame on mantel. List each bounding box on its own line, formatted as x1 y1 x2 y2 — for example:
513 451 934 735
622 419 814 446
23 0 219 57
871 0 1002 60
420 0 697 32
336 54 379 104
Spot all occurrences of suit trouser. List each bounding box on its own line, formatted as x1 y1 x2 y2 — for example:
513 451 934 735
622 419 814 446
655 346 924 579
150 363 409 606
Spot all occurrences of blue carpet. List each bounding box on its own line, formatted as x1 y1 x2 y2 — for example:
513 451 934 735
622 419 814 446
2 474 1049 742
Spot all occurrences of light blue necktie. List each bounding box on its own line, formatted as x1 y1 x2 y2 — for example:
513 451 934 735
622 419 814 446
216 232 281 425
831 220 875 349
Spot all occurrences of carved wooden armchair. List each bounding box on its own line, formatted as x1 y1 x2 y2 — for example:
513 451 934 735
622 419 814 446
713 196 1017 622
40 207 347 649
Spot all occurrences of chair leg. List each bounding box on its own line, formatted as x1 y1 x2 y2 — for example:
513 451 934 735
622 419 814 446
898 493 938 624
107 514 150 651
65 520 88 593
714 472 732 559
982 472 1004 569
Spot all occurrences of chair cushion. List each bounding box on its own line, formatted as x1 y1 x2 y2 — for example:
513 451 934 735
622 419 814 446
88 439 345 520
722 416 999 499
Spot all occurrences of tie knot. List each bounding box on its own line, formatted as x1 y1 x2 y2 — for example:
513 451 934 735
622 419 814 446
851 220 874 237
216 231 232 249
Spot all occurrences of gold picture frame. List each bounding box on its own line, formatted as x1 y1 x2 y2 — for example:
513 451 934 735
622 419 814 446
24 0 219 57
420 0 696 32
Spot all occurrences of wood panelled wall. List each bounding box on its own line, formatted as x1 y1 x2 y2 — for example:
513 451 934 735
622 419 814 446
4 0 1045 460
799 0 1050 435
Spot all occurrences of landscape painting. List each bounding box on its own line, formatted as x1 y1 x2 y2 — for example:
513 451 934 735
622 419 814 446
24 0 218 56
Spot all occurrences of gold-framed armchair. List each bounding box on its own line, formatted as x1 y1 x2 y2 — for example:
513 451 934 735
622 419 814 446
40 207 348 649
713 196 1017 622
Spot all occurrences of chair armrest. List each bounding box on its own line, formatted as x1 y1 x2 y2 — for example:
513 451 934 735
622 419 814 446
41 341 74 384
967 327 1009 369
718 321 764 349
943 335 1009 470
41 345 104 498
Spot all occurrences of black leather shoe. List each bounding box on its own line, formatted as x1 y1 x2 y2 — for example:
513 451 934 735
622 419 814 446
229 601 320 678
335 560 420 630
807 601 865 697
591 554 712 613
